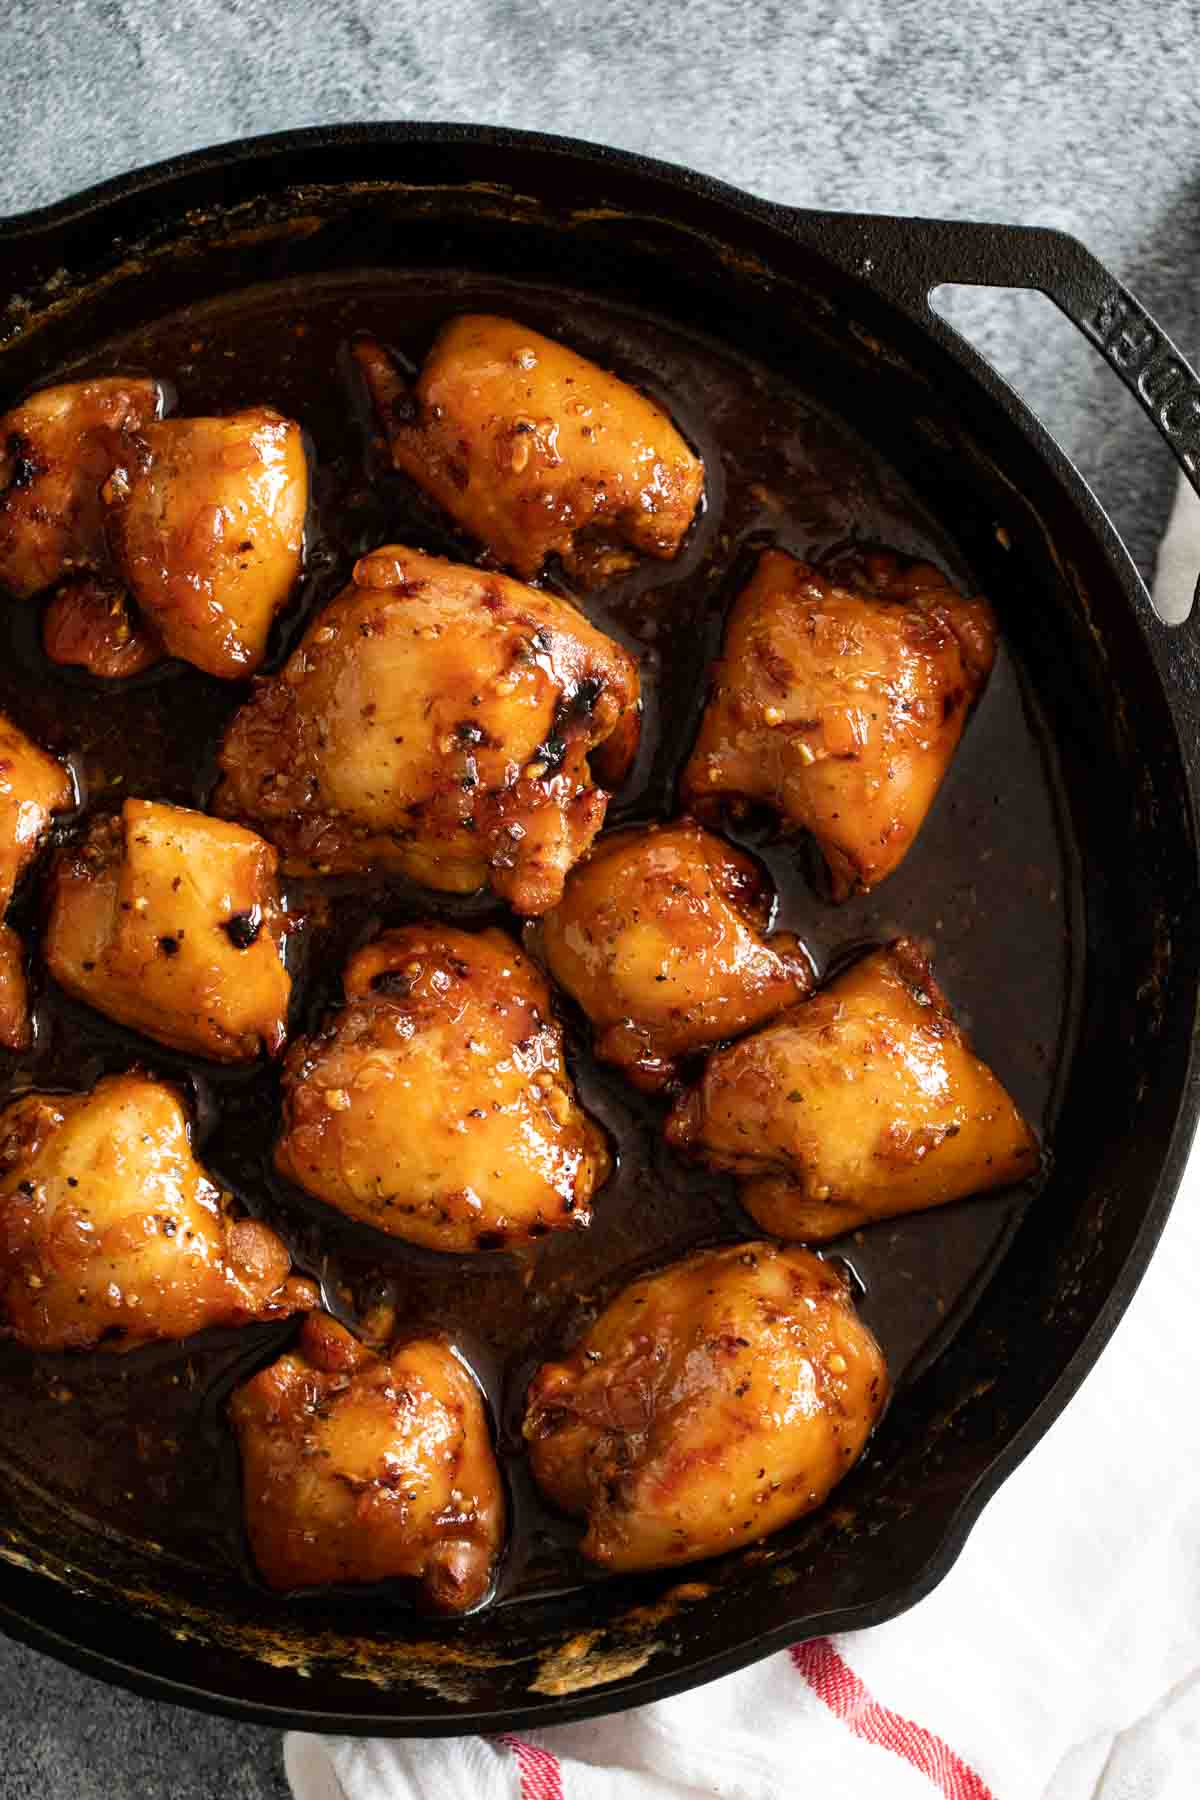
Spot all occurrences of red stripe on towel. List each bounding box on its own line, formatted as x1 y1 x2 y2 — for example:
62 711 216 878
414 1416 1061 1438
791 1637 995 1800
497 1733 565 1800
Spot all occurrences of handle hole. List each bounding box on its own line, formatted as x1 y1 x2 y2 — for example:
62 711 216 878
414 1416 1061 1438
931 284 1193 623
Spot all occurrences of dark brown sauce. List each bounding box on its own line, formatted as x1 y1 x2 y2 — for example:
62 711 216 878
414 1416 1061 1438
0 272 1077 1614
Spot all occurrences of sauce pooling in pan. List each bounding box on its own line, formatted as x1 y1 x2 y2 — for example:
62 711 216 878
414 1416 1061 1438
0 271 1075 1608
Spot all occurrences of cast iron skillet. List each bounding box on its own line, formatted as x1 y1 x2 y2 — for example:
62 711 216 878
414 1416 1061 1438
0 124 1198 1734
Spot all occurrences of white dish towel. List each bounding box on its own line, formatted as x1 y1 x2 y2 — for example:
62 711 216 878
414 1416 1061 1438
287 474 1200 1800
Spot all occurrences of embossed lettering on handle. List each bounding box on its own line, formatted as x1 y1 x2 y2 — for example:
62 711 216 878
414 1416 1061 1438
1087 289 1200 478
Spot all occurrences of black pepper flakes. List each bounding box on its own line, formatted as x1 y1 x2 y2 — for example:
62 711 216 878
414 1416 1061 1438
223 909 262 950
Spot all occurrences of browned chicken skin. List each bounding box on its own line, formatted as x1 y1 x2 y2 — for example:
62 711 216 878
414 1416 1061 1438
538 819 812 1091
104 407 307 677
214 544 641 913
666 938 1038 1240
0 1071 315 1351
275 924 610 1253
0 378 162 601
41 575 163 679
45 799 291 1062
0 713 74 1049
229 1311 505 1609
0 929 31 1055
356 316 705 584
524 1241 887 1573
681 549 997 898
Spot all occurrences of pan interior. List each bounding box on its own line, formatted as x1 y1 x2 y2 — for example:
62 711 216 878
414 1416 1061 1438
0 165 1188 1729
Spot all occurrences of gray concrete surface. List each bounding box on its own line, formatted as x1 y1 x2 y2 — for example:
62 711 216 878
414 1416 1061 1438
0 0 1196 1792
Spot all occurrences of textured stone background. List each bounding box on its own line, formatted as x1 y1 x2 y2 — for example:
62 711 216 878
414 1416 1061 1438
0 1 1196 1792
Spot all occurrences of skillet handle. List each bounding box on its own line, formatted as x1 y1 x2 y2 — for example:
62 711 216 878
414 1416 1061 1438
811 216 1200 620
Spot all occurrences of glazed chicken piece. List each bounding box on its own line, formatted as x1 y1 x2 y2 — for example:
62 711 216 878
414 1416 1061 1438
0 1071 315 1351
229 1310 505 1609
104 407 307 677
44 799 291 1062
681 549 997 898
666 938 1038 1241
0 932 30 1053
214 544 641 914
355 316 705 584
276 924 609 1253
0 713 74 1049
42 574 162 679
0 377 162 601
538 819 812 1091
524 1241 887 1573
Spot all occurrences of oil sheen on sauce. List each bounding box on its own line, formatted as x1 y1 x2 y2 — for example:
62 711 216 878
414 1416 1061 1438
0 272 1075 1612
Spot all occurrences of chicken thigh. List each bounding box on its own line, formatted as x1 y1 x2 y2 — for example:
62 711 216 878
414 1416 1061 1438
681 549 997 898
538 820 812 1091
0 713 74 1049
45 798 291 1062
229 1310 504 1609
104 407 307 677
0 1071 315 1351
356 316 704 583
666 938 1038 1240
0 377 161 600
214 544 640 913
275 924 610 1253
524 1241 887 1572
